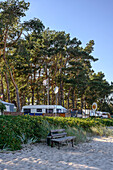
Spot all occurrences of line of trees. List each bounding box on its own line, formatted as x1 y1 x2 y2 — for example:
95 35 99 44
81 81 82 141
0 0 113 113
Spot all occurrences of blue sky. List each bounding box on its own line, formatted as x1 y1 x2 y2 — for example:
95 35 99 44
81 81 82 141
23 0 113 83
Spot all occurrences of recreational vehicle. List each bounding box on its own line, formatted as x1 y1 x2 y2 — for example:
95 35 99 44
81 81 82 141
0 100 14 115
22 105 67 116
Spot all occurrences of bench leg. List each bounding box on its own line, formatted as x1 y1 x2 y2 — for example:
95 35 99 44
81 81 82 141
58 143 60 149
71 139 74 147
51 141 53 147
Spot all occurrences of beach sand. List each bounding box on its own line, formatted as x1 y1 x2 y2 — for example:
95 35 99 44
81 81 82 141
0 136 113 170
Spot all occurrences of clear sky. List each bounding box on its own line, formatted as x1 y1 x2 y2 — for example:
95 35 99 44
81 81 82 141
23 0 113 83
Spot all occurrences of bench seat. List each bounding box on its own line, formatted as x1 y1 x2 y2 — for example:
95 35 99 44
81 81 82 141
51 136 75 143
47 129 76 149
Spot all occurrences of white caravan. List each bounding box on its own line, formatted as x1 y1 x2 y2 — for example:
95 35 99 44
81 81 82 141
22 105 67 116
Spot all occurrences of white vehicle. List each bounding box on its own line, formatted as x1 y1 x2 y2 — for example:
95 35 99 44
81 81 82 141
90 110 110 118
101 112 110 118
22 105 67 116
0 100 14 115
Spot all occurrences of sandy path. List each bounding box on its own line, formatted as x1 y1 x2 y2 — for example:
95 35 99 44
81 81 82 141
0 136 113 170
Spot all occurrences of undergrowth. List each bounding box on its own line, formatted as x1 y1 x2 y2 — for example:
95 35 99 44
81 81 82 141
0 115 113 151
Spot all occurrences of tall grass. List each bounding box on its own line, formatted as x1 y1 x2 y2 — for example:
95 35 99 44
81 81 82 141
90 126 113 137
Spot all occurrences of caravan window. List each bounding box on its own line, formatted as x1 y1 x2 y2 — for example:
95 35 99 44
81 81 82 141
24 109 31 113
46 109 53 113
57 109 61 113
37 109 42 112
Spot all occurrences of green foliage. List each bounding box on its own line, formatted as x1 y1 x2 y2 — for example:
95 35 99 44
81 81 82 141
0 102 6 114
24 18 45 33
0 115 53 150
1 115 113 151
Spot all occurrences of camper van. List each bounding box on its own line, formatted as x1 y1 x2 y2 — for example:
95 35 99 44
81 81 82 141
22 105 67 116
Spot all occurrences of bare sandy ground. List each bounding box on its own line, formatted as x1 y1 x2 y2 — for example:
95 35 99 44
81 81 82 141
0 136 113 170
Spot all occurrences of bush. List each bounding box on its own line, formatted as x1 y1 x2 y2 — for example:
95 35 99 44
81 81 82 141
0 102 6 115
0 115 113 150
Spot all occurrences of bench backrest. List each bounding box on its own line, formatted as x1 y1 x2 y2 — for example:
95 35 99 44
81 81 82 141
50 129 65 133
50 129 67 138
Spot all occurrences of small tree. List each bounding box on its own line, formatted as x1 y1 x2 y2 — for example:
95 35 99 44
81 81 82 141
0 102 6 115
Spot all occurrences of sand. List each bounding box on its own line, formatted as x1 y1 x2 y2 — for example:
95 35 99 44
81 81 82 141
0 136 113 170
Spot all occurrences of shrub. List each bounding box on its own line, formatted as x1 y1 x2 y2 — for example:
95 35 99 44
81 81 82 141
0 102 6 115
0 115 113 150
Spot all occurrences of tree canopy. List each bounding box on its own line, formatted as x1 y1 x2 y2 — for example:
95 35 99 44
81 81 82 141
0 0 113 113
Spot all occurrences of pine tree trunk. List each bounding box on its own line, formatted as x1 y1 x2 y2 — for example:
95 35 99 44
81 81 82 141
9 71 20 111
0 75 5 101
31 87 34 105
4 72 10 102
32 64 36 105
72 90 75 109
15 86 20 111
44 87 46 105
36 90 39 104
27 97 30 105
21 93 25 108
51 84 54 105
3 28 20 111
62 88 64 107
81 96 84 116
75 95 77 109
59 54 63 105
67 87 71 109
67 92 70 109
59 80 63 105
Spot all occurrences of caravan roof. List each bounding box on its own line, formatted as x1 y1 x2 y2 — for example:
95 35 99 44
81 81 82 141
0 100 14 106
22 105 67 110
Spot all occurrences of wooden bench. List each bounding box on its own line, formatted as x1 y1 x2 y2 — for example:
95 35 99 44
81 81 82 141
47 129 76 149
